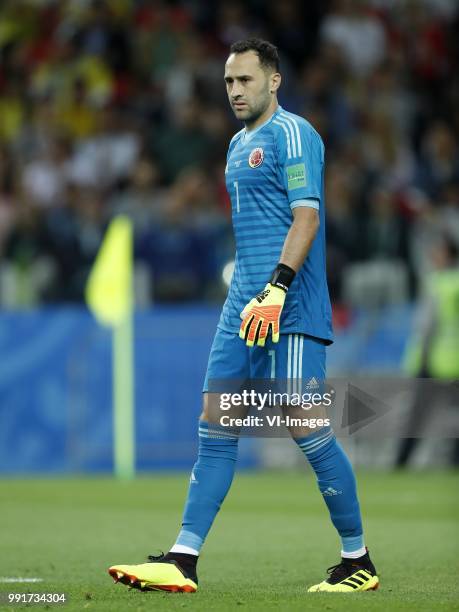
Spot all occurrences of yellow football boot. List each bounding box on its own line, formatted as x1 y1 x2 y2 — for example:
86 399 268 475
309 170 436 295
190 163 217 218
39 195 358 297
109 553 197 593
308 549 379 593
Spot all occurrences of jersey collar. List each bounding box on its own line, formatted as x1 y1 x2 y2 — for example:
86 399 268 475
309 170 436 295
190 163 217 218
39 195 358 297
241 105 283 144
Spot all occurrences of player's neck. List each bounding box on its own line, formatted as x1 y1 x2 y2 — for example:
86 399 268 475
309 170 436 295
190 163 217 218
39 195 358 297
245 100 279 132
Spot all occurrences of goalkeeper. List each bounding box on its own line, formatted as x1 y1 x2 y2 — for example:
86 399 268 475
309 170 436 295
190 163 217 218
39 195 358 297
109 38 378 594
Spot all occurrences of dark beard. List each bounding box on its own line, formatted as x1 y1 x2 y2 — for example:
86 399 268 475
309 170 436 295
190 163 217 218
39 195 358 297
242 100 269 128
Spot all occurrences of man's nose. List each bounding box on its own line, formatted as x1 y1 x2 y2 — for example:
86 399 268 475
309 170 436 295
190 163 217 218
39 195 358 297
232 82 244 98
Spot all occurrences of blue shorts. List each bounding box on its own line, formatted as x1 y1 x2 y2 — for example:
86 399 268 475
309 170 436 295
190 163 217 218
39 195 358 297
203 328 326 392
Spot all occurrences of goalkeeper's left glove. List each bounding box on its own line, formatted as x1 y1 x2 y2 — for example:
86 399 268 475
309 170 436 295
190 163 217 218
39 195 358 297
239 263 296 347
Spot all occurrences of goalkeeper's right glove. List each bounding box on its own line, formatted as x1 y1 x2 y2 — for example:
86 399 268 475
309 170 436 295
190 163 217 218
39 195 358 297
239 263 296 347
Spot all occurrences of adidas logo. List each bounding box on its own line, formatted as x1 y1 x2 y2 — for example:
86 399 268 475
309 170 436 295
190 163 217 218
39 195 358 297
322 486 342 496
305 377 319 390
256 289 270 303
190 471 199 484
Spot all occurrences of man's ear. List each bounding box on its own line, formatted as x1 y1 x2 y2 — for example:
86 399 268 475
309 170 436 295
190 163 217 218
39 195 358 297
270 72 281 94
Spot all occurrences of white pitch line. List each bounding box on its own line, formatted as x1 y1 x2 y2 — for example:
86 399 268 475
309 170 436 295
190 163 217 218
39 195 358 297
0 578 43 583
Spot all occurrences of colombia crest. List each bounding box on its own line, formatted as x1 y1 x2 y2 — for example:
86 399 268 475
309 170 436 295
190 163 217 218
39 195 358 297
248 147 264 168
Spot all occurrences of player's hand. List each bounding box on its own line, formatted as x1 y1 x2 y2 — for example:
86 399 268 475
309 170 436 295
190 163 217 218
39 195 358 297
239 283 286 347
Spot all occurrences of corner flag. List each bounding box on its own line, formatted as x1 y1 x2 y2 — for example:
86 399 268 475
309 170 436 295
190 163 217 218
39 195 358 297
86 215 135 479
86 215 133 327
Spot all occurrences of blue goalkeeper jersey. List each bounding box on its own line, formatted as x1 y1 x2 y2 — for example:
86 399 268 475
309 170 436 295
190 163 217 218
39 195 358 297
218 105 333 344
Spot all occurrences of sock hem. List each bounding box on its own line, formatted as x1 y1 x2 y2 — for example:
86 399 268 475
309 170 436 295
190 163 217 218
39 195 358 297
170 543 199 556
341 545 367 559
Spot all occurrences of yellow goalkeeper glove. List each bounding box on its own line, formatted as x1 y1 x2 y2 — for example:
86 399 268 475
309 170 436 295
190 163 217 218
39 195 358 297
239 264 296 347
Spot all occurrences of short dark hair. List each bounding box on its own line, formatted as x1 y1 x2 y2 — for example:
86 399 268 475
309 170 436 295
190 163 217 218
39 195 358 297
229 38 280 72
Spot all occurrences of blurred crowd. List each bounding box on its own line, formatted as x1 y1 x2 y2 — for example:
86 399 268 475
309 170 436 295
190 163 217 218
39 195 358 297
0 0 458 307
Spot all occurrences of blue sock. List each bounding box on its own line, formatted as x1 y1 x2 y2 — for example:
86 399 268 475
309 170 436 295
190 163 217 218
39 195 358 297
295 427 364 555
174 421 238 554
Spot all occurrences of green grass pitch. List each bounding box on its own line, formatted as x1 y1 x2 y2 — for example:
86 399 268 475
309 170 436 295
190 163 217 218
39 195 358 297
1 471 458 611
